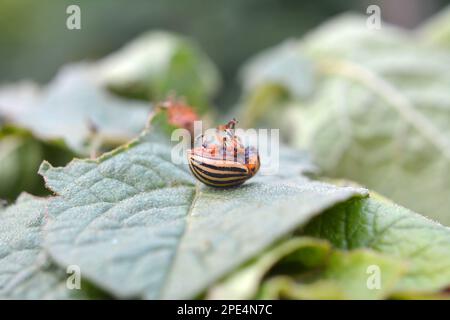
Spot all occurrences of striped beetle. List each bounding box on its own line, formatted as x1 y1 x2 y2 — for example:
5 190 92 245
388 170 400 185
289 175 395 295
187 119 260 188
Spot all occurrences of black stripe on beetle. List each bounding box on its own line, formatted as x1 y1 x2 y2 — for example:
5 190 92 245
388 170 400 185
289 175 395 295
188 154 250 187
192 162 248 179
190 157 248 173
188 160 248 187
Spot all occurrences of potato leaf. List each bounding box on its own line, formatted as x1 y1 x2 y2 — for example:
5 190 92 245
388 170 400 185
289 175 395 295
207 237 333 299
0 194 105 299
211 193 450 299
38 131 365 299
303 196 450 294
208 236 405 300
259 249 405 300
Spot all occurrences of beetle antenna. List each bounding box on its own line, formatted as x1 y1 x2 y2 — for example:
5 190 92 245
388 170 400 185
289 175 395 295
226 118 238 130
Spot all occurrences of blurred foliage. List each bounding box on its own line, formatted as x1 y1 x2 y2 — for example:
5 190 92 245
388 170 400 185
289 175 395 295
0 64 151 154
0 127 75 200
239 13 450 226
94 31 221 111
420 5 450 48
0 0 366 108
208 237 403 300
2 0 450 107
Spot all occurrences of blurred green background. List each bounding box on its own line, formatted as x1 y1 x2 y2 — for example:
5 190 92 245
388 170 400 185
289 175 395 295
1 0 449 109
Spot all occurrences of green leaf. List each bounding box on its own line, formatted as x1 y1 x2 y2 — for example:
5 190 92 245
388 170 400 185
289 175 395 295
0 193 105 299
207 237 332 299
300 14 415 57
94 31 221 112
303 196 450 294
38 131 366 299
237 40 315 128
0 64 151 155
259 249 405 300
209 236 405 300
240 40 315 99
239 15 450 225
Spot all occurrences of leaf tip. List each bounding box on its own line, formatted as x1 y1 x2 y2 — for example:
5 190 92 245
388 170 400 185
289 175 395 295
38 160 53 178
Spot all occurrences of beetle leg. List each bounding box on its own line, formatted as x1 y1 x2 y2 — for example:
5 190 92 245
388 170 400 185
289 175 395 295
244 146 249 164
222 137 227 160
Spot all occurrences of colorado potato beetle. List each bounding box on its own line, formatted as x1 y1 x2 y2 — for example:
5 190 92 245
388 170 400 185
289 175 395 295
187 119 260 188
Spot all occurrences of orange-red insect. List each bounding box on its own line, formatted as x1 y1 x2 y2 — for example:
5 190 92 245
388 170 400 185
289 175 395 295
187 119 260 187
